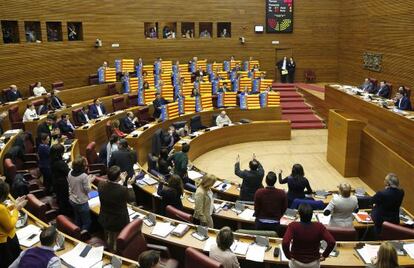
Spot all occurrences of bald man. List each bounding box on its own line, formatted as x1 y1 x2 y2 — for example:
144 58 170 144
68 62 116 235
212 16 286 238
216 111 232 127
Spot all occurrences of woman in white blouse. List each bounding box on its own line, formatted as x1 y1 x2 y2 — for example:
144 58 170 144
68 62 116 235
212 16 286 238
22 103 39 122
33 82 48 96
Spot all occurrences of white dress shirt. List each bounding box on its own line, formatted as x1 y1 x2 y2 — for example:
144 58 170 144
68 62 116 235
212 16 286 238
216 115 232 127
96 105 104 117
33 86 47 96
22 108 38 122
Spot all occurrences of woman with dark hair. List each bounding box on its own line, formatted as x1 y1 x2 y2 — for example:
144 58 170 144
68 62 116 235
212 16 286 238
38 133 52 193
368 242 399 268
279 164 313 207
157 148 171 176
38 97 53 115
50 143 72 216
157 174 183 215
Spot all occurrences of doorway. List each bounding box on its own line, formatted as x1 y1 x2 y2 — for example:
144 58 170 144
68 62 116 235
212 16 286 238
275 48 293 82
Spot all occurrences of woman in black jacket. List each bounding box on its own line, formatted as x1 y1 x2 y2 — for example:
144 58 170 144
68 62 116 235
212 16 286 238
157 174 183 215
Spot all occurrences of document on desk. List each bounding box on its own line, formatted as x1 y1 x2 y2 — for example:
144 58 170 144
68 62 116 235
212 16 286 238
151 222 175 238
142 174 158 185
203 237 216 252
280 245 289 262
60 243 104 268
216 182 231 192
188 170 203 180
230 241 249 256
238 208 255 221
246 244 266 262
316 213 331 225
403 243 414 259
355 244 380 264
16 224 42 247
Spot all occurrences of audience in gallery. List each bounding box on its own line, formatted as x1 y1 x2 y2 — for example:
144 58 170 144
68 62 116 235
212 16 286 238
0 111 8 135
50 89 65 109
9 226 61 268
121 111 139 133
254 171 287 231
184 29 194 39
139 250 161 268
50 143 73 217
371 173 404 234
89 98 107 119
278 163 313 207
147 27 157 39
110 119 127 138
234 153 264 201
108 139 137 181
200 29 211 38
215 110 232 127
0 180 27 268
33 82 48 97
323 182 359 228
5 85 22 102
77 106 91 124
193 174 216 228
393 87 412 111
360 78 375 92
152 92 168 118
376 81 391 98
67 156 95 231
58 113 75 138
38 133 53 193
367 242 399 268
282 203 336 268
170 143 190 183
157 174 184 215
37 97 53 115
98 165 133 251
209 227 240 268
22 103 39 122
220 28 230 38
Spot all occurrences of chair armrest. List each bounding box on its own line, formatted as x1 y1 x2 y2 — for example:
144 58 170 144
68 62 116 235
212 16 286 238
147 243 171 258
45 209 58 222
30 189 46 198
80 230 92 242
24 153 39 162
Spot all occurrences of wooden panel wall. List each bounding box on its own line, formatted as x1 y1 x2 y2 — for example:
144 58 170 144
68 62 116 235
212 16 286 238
338 1 414 97
0 0 339 96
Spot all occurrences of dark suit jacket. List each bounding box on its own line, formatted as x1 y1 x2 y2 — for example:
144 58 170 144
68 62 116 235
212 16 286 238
51 96 64 109
235 161 264 201
89 104 107 119
170 151 188 181
395 96 412 111
51 159 72 216
108 149 137 180
57 120 74 135
157 183 183 215
371 187 404 229
377 85 390 98
121 116 135 133
77 111 89 124
6 90 22 102
254 186 287 220
98 181 129 232
152 97 168 118
36 122 58 144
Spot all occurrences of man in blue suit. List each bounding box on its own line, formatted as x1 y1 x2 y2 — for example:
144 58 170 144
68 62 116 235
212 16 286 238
89 98 107 119
120 111 139 133
152 93 168 119
376 81 390 98
371 173 404 233
5 85 22 102
50 90 65 109
394 92 412 111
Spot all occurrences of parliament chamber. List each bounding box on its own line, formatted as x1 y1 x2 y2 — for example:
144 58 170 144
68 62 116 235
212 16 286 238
0 1 414 268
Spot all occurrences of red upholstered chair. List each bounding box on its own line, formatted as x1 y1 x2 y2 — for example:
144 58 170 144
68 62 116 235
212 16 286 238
128 94 138 108
404 87 411 99
166 205 193 223
26 193 58 223
185 247 223 268
112 96 126 111
29 83 37 96
3 158 43 194
326 226 358 241
386 83 393 98
8 105 24 129
56 215 107 247
304 69 316 83
88 74 99 85
137 107 154 124
31 98 45 112
379 221 414 240
108 83 118 95
51 81 64 91
71 108 84 126
116 219 178 267
86 142 106 175
2 88 11 101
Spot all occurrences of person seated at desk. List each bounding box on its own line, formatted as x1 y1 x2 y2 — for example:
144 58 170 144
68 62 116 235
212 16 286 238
9 226 61 268
282 203 335 268
234 153 264 202
5 85 22 102
89 98 107 119
36 113 60 144
77 106 90 125
371 173 404 234
120 111 139 133
170 143 190 183
393 91 412 111
323 183 358 228
110 119 126 138
376 81 391 98
22 103 39 122
218 82 230 93
33 82 48 96
278 164 313 207
139 250 161 268
367 242 399 268
108 139 137 181
176 123 191 137
163 126 180 151
216 111 232 127
152 92 168 119
359 78 375 92
157 174 184 215
37 97 53 115
254 171 287 230
57 113 75 138
50 90 65 109
209 227 240 268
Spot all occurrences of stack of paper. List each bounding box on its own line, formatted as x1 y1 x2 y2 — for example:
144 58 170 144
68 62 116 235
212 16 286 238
246 244 266 262
356 244 380 264
353 212 373 223
142 174 158 185
151 222 175 238
16 224 41 247
60 243 104 268
171 223 189 237
403 243 414 259
188 170 203 180
238 208 255 221
230 241 249 255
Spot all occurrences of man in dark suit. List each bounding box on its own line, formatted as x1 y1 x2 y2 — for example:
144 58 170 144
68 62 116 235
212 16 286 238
5 85 23 102
394 92 412 111
169 143 190 183
376 81 391 98
108 139 137 181
36 114 60 144
276 57 288 83
152 93 168 119
235 154 264 201
371 173 404 233
77 106 90 125
162 126 180 151
57 113 75 138
98 165 132 251
89 98 107 119
50 90 65 109
120 111 139 133
359 78 374 92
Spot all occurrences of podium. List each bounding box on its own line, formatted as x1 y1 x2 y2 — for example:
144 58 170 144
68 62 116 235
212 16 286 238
327 109 366 177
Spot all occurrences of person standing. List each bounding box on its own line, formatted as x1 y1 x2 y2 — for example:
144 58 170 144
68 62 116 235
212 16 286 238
279 164 313 207
38 133 52 193
234 154 264 201
170 143 190 183
287 57 296 83
157 174 184 215
108 139 137 180
193 174 217 228
277 56 288 83
323 183 358 228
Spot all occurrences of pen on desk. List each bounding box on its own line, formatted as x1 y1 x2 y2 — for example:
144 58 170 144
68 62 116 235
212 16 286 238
353 253 360 260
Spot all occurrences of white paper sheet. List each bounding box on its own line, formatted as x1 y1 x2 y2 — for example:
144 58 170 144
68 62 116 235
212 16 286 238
246 244 266 262
151 222 175 238
16 224 41 247
142 174 158 185
230 241 249 255
280 245 289 262
238 208 255 221
216 183 231 192
188 170 203 180
316 213 331 225
60 243 104 268
203 237 216 252
88 197 100 209
356 245 380 264
403 243 414 259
